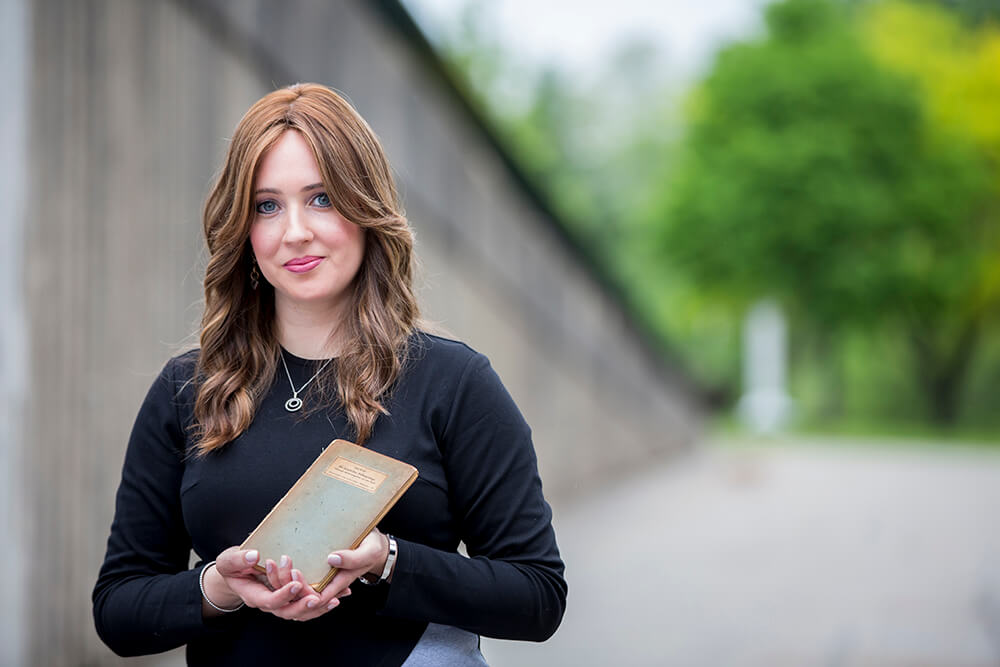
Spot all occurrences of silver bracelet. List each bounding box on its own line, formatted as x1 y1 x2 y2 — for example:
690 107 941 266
357 534 397 585
199 561 245 613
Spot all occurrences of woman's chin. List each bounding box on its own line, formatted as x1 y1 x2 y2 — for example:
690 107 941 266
274 289 349 312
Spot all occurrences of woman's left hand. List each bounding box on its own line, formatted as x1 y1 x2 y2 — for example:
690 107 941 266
322 529 392 597
214 548 352 622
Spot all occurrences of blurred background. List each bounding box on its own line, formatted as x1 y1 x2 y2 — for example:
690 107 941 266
3 0 999 665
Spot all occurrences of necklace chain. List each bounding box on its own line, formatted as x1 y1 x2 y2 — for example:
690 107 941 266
280 350 333 412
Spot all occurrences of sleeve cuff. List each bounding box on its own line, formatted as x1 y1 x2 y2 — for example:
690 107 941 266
379 537 420 617
185 564 247 635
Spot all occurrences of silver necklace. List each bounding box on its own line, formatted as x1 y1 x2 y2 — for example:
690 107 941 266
279 351 333 412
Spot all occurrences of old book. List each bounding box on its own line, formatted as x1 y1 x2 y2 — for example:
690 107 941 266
240 439 418 592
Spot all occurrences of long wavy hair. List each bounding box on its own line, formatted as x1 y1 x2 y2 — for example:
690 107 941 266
193 83 418 454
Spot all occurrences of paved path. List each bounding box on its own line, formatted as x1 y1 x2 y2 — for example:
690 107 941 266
483 438 1000 666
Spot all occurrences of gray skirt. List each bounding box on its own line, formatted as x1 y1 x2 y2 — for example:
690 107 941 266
401 623 489 666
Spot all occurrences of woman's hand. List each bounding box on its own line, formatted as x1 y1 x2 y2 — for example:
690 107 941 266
322 529 392 597
208 547 352 622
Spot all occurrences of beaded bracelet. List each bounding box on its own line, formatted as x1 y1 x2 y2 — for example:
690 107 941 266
199 561 245 613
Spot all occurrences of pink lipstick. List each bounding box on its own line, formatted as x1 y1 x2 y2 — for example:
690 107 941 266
284 256 323 273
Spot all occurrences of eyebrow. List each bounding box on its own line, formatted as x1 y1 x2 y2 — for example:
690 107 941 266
254 182 324 196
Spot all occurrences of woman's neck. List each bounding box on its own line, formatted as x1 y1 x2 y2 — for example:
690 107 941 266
275 299 345 359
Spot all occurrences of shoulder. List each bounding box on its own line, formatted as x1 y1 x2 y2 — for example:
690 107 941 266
406 331 488 378
401 334 531 455
126 350 200 456
398 331 512 411
404 331 523 421
160 348 199 386
144 349 200 408
164 348 199 374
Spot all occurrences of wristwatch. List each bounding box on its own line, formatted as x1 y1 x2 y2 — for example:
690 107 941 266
357 534 397 585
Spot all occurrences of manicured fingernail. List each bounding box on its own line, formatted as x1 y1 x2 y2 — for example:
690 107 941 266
245 550 258 563
291 570 301 582
290 582 302 594
327 554 342 567
306 598 317 608
280 555 289 568
265 560 273 574
327 599 339 610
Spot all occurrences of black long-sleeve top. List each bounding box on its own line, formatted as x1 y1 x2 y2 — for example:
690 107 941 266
93 333 567 666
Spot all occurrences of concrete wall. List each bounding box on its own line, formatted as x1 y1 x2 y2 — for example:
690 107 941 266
11 1 701 664
1 0 30 664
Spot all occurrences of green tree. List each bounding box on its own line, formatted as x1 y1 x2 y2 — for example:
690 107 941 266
653 0 998 423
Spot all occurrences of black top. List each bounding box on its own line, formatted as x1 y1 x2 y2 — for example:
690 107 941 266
93 333 566 666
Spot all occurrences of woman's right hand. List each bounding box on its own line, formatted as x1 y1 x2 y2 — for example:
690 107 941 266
207 547 350 621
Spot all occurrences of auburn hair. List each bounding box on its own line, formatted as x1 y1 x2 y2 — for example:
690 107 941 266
193 83 418 454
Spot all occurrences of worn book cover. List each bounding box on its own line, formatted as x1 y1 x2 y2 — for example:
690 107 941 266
240 439 418 592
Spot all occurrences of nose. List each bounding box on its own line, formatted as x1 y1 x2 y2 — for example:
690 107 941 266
283 205 313 244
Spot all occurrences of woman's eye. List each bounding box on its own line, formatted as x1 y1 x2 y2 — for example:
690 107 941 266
313 193 332 208
256 200 278 215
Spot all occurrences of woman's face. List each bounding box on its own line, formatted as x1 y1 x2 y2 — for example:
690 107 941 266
249 130 365 319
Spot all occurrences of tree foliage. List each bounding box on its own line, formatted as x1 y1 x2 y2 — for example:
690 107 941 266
652 0 1000 422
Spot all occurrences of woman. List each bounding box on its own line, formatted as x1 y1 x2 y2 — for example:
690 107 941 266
93 83 566 665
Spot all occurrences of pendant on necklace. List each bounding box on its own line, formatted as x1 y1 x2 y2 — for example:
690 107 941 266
279 351 331 414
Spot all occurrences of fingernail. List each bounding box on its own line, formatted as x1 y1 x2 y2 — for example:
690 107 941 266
306 598 317 608
265 561 273 574
290 582 302 594
280 555 289 568
327 554 342 567
244 550 258 563
291 570 301 582
327 599 339 610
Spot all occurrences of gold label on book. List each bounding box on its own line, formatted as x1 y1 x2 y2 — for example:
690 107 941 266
323 456 388 493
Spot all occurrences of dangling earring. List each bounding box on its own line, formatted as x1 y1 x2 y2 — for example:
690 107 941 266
250 259 260 290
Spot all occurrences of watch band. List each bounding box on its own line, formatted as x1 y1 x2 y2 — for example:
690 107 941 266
380 534 398 581
357 534 397 585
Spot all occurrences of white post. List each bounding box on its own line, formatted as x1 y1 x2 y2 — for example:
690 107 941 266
738 299 793 434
